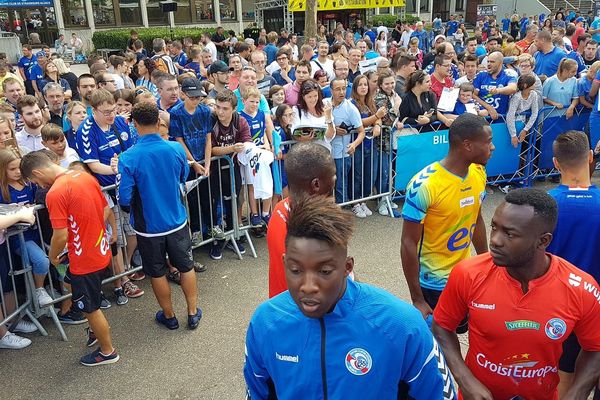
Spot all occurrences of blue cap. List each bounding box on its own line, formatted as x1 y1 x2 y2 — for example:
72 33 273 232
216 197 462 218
575 17 585 23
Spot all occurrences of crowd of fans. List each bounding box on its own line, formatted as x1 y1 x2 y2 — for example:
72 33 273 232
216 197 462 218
0 7 599 351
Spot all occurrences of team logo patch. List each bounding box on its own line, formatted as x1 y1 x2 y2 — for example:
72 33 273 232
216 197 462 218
345 348 372 376
77 300 85 310
120 132 129 141
545 318 567 340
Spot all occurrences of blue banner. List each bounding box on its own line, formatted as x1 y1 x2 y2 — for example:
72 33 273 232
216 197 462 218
0 0 51 6
394 122 521 191
538 112 588 170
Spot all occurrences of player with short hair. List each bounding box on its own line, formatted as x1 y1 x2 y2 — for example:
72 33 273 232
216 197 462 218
401 113 493 326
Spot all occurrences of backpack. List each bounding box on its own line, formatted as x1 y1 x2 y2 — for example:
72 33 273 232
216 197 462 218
152 54 176 75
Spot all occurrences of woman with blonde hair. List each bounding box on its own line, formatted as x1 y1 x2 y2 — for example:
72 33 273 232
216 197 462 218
53 58 79 100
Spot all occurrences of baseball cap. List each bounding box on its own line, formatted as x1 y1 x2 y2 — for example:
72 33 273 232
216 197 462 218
208 60 233 74
575 17 585 23
181 77 207 97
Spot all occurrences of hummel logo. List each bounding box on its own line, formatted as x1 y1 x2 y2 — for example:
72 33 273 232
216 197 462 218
568 273 582 287
275 352 299 363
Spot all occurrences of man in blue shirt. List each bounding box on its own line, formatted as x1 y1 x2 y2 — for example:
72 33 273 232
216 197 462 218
446 14 459 37
547 131 600 399
330 78 365 205
76 88 133 187
28 51 47 98
590 16 600 44
264 32 278 65
171 77 214 242
233 67 271 114
411 21 429 52
244 195 456 400
473 51 518 119
118 102 202 331
501 14 510 33
519 14 529 39
534 30 567 79
18 44 37 95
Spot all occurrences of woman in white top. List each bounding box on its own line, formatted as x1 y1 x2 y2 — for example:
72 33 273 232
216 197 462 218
506 74 539 148
375 30 388 58
291 79 335 151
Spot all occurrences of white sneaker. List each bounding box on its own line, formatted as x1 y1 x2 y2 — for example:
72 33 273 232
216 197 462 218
35 287 53 308
0 331 32 349
12 320 38 334
390 202 399 209
361 203 373 216
352 204 367 218
378 202 389 216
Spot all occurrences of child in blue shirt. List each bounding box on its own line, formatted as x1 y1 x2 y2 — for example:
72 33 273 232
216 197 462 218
239 87 274 227
445 83 488 123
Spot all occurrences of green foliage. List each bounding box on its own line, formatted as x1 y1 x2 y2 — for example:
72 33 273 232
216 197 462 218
92 27 217 51
369 13 420 28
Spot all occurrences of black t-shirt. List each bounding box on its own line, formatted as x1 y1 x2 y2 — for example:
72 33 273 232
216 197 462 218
584 56 598 67
277 37 289 47
212 33 226 53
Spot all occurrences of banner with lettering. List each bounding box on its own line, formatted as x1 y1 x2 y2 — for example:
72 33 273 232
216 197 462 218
288 0 405 12
394 122 520 191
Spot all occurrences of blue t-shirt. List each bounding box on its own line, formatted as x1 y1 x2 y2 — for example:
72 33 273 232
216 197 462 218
547 185 600 282
592 18 600 42
475 45 487 57
184 61 202 79
172 52 188 73
446 20 459 36
433 18 442 30
240 109 267 145
170 102 213 161
566 50 586 75
76 115 133 187
365 30 376 43
264 43 278 65
473 69 517 115
30 64 44 85
38 78 71 94
272 68 296 86
520 17 529 34
534 46 567 77
578 76 593 103
502 18 510 31
542 75 578 117
18 55 37 81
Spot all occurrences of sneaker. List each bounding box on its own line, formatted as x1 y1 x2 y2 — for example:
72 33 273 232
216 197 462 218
250 214 263 228
155 310 179 330
261 214 271 226
80 347 120 366
0 331 31 349
34 287 53 308
378 202 389 216
58 309 87 325
12 319 38 333
129 271 146 281
499 184 513 194
100 292 111 309
210 241 223 260
123 281 144 298
191 231 203 247
85 327 98 347
210 226 226 239
391 209 402 218
352 204 367 218
226 240 246 254
193 261 207 273
361 203 373 216
114 288 128 306
390 202 399 209
187 308 203 330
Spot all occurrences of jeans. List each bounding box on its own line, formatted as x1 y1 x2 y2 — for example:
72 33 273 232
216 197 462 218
334 157 352 204
353 142 379 200
15 240 49 276
375 150 391 195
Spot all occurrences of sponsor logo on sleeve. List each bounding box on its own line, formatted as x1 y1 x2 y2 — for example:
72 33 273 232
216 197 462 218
275 352 299 363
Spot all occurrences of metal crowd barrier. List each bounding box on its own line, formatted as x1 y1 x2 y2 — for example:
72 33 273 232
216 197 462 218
0 154 253 343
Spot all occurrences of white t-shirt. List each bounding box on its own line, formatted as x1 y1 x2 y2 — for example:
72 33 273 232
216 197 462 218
291 106 335 151
310 58 335 81
59 147 80 168
237 143 274 200
113 73 125 90
205 41 217 63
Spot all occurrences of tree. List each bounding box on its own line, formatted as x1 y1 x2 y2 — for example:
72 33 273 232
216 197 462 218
304 0 317 38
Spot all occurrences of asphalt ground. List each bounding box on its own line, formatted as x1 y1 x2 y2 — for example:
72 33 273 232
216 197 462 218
3 180 561 400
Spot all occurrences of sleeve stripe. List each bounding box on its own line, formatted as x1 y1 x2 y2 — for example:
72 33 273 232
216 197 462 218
406 346 435 383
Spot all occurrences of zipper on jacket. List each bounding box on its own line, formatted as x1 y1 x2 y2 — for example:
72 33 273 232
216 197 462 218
319 318 328 400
